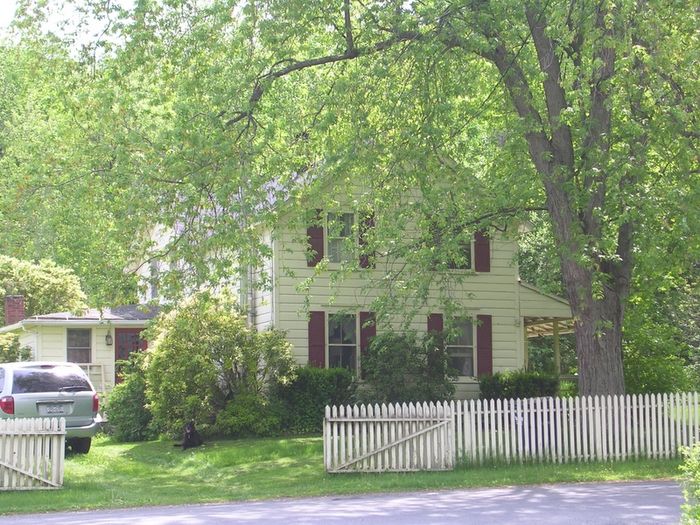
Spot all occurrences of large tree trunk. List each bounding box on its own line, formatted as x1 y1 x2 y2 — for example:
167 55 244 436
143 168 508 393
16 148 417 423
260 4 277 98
562 266 627 395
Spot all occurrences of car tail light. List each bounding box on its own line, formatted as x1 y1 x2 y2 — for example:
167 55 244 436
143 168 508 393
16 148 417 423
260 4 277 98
92 393 99 413
0 396 14 415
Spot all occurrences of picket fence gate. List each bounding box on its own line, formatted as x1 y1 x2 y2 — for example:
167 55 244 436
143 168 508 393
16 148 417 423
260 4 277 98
323 402 454 472
0 418 66 490
324 392 700 473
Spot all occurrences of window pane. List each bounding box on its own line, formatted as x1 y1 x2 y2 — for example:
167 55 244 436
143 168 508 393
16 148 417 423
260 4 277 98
454 319 473 346
67 329 91 348
448 347 474 376
329 314 356 344
68 348 91 363
329 213 353 237
329 238 352 263
329 345 357 371
328 213 354 263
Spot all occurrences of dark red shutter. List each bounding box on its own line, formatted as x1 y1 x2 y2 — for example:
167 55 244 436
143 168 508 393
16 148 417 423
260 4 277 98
359 212 375 269
476 314 493 376
308 311 325 367
474 231 490 272
428 313 444 333
307 209 324 267
359 311 376 378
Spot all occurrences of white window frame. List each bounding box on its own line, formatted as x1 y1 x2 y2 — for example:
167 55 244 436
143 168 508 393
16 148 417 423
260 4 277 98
445 318 475 377
326 212 356 264
66 328 92 364
448 238 473 271
326 312 359 372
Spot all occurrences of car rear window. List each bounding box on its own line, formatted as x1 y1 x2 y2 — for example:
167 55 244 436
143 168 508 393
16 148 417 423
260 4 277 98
12 366 92 394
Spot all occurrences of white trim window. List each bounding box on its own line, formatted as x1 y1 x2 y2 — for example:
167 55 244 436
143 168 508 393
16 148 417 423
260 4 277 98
446 319 474 376
328 313 357 371
67 328 91 363
327 212 355 263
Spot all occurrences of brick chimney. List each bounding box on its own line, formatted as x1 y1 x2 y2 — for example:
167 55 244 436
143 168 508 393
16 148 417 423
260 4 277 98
4 296 26 326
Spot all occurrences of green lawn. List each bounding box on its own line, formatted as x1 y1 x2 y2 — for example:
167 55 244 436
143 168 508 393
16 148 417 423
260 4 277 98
0 435 682 515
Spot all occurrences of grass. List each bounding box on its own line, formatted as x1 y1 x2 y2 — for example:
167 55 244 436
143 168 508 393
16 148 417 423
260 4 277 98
0 434 683 515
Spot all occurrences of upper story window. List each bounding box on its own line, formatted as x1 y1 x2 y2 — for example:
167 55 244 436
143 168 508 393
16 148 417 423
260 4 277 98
446 319 474 376
328 313 357 371
427 220 473 271
67 328 91 363
327 213 355 263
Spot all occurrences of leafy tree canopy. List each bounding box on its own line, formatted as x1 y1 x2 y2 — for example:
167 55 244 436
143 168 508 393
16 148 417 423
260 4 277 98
0 255 87 318
1 0 698 394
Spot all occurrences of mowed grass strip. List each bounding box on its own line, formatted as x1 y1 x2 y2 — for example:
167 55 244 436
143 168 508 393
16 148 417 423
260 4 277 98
0 435 682 514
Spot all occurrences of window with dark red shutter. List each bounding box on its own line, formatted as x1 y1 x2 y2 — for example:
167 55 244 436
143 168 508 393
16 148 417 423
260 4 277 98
427 313 444 333
474 231 490 272
308 311 325 367
476 314 493 376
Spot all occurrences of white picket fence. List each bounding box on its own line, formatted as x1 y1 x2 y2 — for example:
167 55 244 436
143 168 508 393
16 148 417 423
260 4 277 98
0 418 66 490
323 402 455 472
323 392 700 472
455 392 700 465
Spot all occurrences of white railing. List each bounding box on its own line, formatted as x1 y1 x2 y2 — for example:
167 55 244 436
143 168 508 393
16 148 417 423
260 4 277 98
0 418 66 490
454 392 700 464
78 363 106 393
324 392 700 472
324 402 454 473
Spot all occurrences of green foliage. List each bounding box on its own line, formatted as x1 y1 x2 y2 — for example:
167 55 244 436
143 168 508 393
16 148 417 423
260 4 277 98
361 332 456 404
273 366 356 434
0 256 86 318
681 443 700 524
144 293 295 437
2 1 699 395
104 353 153 442
479 370 559 400
623 306 695 394
214 393 282 438
0 333 32 363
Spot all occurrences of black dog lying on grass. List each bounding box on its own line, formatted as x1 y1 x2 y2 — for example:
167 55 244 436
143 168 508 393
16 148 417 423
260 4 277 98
174 421 204 450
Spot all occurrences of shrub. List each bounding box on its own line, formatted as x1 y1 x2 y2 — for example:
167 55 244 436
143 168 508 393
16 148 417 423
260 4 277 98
104 353 154 442
214 393 282 437
479 370 559 400
0 333 31 364
144 293 295 437
361 332 456 404
273 366 356 434
681 443 700 524
624 343 693 394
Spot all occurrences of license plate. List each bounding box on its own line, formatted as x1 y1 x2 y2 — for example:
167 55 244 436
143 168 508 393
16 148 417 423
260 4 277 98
39 404 68 416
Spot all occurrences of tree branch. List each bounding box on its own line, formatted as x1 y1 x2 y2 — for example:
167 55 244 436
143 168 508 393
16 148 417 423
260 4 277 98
525 3 574 170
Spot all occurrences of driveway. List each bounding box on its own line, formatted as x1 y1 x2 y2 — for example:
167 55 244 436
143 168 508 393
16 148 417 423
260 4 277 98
1 480 683 525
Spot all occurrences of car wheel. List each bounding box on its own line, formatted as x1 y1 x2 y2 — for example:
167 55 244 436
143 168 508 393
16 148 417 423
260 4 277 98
69 437 92 454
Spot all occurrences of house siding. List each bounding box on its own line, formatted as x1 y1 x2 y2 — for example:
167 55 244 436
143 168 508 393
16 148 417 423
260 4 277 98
269 220 523 399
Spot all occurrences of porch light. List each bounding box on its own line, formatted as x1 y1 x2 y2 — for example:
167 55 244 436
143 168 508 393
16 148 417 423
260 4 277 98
105 331 113 346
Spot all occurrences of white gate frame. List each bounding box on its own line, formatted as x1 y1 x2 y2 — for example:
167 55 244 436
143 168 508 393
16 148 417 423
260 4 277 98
324 402 454 473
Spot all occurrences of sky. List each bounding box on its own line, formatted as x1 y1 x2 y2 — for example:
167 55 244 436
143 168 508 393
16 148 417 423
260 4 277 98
0 0 17 31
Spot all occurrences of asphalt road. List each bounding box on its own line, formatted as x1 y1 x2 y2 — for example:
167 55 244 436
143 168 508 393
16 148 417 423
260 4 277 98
1 480 683 525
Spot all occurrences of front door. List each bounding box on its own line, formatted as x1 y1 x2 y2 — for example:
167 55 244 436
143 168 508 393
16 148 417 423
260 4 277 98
114 328 148 383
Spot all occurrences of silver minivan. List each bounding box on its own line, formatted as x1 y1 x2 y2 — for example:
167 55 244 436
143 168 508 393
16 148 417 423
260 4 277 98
0 362 102 453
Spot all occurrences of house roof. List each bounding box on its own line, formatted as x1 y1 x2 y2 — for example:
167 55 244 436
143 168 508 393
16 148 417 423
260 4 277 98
518 281 574 337
0 304 160 333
